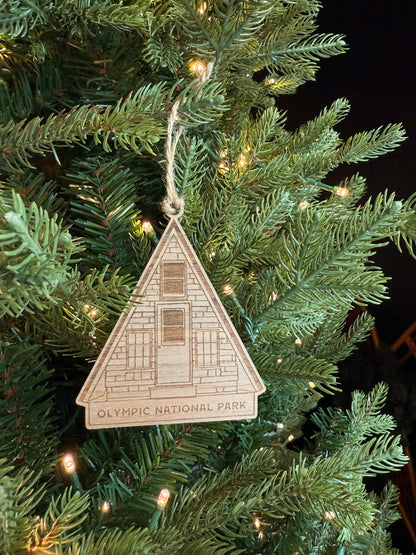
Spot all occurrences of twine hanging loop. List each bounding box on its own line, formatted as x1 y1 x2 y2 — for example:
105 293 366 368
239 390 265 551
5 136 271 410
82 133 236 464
162 61 214 219
162 100 185 218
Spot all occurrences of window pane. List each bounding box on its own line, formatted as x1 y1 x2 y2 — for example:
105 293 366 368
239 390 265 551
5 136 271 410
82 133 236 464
162 309 185 343
162 262 185 296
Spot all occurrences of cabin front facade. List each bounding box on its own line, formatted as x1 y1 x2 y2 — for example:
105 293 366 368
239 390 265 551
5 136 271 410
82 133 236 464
77 218 265 428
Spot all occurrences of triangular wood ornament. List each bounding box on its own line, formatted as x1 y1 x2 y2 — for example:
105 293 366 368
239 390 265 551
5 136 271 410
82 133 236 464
77 217 265 428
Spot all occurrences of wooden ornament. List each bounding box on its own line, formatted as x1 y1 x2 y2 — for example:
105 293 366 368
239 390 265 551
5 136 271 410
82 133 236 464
76 217 265 428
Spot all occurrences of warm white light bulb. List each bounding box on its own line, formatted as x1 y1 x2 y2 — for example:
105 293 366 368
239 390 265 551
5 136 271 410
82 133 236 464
63 454 76 474
294 337 302 345
238 154 247 167
277 422 284 429
101 500 110 513
157 489 171 508
142 221 153 234
254 517 261 530
190 60 206 75
325 510 336 520
223 284 233 295
288 434 295 442
335 186 349 198
299 201 309 210
308 381 316 388
276 358 283 364
198 2 207 15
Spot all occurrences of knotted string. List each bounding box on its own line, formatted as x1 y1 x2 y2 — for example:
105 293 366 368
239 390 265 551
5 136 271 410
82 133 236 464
161 61 214 219
161 100 185 218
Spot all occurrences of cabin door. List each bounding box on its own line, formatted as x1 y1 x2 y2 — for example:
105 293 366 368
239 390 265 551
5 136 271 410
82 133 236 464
156 303 191 384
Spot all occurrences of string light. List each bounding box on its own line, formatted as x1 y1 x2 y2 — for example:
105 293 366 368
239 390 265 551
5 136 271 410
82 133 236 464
253 517 263 539
84 304 99 318
62 454 76 473
142 221 153 234
325 510 336 520
269 291 277 302
288 434 295 442
299 201 309 210
276 358 283 364
101 501 110 513
149 489 171 531
141 220 159 245
62 454 83 492
238 153 247 167
157 489 171 508
335 186 349 198
189 59 206 77
308 381 316 388
209 251 216 260
277 422 284 429
223 284 233 295
198 2 207 15
294 337 302 345
267 78 276 85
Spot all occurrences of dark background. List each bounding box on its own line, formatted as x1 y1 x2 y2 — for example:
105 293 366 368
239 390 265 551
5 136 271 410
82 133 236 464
279 2 416 551
280 0 416 345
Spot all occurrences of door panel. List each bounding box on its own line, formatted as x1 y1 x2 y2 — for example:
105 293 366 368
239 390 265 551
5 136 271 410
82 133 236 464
157 303 191 384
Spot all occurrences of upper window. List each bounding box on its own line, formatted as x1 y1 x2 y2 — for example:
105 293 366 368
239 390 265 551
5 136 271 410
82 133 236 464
161 261 186 298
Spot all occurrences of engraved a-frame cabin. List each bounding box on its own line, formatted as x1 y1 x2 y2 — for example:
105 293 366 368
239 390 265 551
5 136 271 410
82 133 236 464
77 217 265 428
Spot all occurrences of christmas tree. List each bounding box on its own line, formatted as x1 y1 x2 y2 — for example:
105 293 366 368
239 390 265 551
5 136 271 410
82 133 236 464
1 1 415 553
